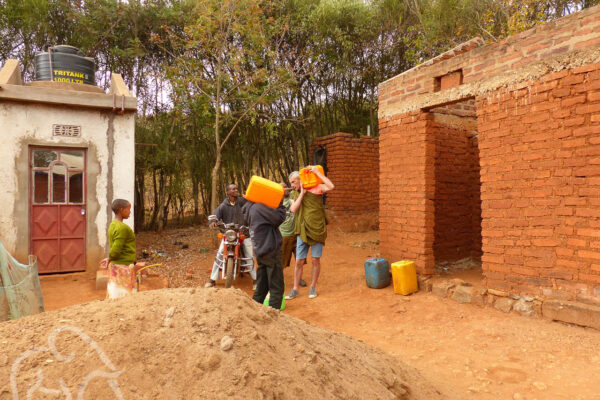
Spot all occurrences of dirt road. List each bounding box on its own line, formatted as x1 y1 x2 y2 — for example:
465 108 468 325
280 229 600 400
42 225 600 399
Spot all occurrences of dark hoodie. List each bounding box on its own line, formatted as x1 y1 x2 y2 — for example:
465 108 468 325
213 197 248 225
243 201 286 260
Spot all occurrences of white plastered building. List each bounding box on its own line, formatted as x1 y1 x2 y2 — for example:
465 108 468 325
0 59 136 274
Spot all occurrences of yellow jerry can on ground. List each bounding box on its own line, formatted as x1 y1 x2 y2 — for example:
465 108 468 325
391 260 418 295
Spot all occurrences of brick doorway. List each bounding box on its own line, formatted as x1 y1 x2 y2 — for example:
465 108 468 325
429 99 482 275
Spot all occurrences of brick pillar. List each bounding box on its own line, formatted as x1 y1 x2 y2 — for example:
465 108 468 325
379 111 435 274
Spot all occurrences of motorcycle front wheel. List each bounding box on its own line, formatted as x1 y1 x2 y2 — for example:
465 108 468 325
225 257 234 288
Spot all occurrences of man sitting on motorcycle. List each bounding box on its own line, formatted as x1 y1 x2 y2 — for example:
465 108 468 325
205 183 257 289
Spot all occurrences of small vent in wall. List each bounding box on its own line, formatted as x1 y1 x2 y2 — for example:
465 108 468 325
52 124 81 137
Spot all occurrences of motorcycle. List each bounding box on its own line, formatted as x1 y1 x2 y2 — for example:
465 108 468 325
208 215 253 288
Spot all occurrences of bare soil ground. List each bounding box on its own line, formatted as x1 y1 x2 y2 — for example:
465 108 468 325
0 289 442 399
37 223 600 399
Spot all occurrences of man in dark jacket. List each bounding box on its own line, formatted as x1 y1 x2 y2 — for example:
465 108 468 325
206 184 256 288
243 200 286 310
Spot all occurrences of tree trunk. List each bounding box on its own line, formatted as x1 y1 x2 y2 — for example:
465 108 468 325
211 151 222 212
192 175 199 221
211 66 222 212
134 171 145 232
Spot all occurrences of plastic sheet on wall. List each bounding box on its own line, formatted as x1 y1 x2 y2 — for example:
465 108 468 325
0 241 45 321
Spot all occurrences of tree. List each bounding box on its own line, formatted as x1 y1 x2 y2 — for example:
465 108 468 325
164 0 294 210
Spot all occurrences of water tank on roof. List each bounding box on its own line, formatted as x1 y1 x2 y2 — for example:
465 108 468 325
34 45 96 86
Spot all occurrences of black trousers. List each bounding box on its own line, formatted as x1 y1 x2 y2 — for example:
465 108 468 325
252 254 284 310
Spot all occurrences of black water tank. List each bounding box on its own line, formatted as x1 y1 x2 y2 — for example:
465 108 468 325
34 45 96 85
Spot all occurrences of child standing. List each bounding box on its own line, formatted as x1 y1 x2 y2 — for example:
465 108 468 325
105 199 137 298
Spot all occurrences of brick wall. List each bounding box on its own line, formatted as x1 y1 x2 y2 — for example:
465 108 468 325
380 5 600 118
477 65 600 300
431 99 477 118
379 113 435 274
378 5 600 300
432 116 482 264
312 133 379 215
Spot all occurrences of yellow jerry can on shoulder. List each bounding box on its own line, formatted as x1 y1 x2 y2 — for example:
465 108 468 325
245 176 284 209
391 260 418 295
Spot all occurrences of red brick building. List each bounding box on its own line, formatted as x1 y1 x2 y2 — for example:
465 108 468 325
378 5 600 303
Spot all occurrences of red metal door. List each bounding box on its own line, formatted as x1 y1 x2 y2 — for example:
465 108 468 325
30 148 86 273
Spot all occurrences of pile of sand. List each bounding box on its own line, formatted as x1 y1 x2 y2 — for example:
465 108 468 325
0 288 443 399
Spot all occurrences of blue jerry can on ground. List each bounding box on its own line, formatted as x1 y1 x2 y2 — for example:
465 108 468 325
364 258 391 289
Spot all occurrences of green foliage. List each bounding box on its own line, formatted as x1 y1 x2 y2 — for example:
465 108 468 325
1 0 595 229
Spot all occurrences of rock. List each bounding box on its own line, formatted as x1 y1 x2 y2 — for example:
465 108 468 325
494 297 515 313
417 276 432 292
513 298 535 316
488 289 508 297
432 282 455 298
220 335 234 351
542 299 600 330
451 278 471 287
471 289 487 306
542 287 573 301
452 285 473 303
532 381 547 390
575 293 600 306
163 306 176 327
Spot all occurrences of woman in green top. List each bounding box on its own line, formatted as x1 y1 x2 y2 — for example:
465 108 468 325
108 199 136 265
105 199 137 298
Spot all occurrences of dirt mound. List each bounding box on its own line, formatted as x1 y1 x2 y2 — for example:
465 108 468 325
0 288 443 400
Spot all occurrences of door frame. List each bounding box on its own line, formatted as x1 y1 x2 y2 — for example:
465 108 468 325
29 145 88 273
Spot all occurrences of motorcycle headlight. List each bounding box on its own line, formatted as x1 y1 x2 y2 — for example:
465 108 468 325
225 230 237 242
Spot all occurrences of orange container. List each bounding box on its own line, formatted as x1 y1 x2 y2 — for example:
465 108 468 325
245 176 284 209
299 165 324 189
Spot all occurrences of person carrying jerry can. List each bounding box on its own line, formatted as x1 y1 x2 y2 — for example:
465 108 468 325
285 166 334 300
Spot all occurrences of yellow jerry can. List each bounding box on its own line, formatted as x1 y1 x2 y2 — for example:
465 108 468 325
245 176 284 209
391 260 418 295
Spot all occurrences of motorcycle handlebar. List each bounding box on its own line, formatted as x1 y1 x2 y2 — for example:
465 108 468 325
211 219 249 234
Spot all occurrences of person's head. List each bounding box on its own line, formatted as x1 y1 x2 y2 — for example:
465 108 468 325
226 183 239 200
288 171 300 191
280 181 290 198
111 199 131 219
